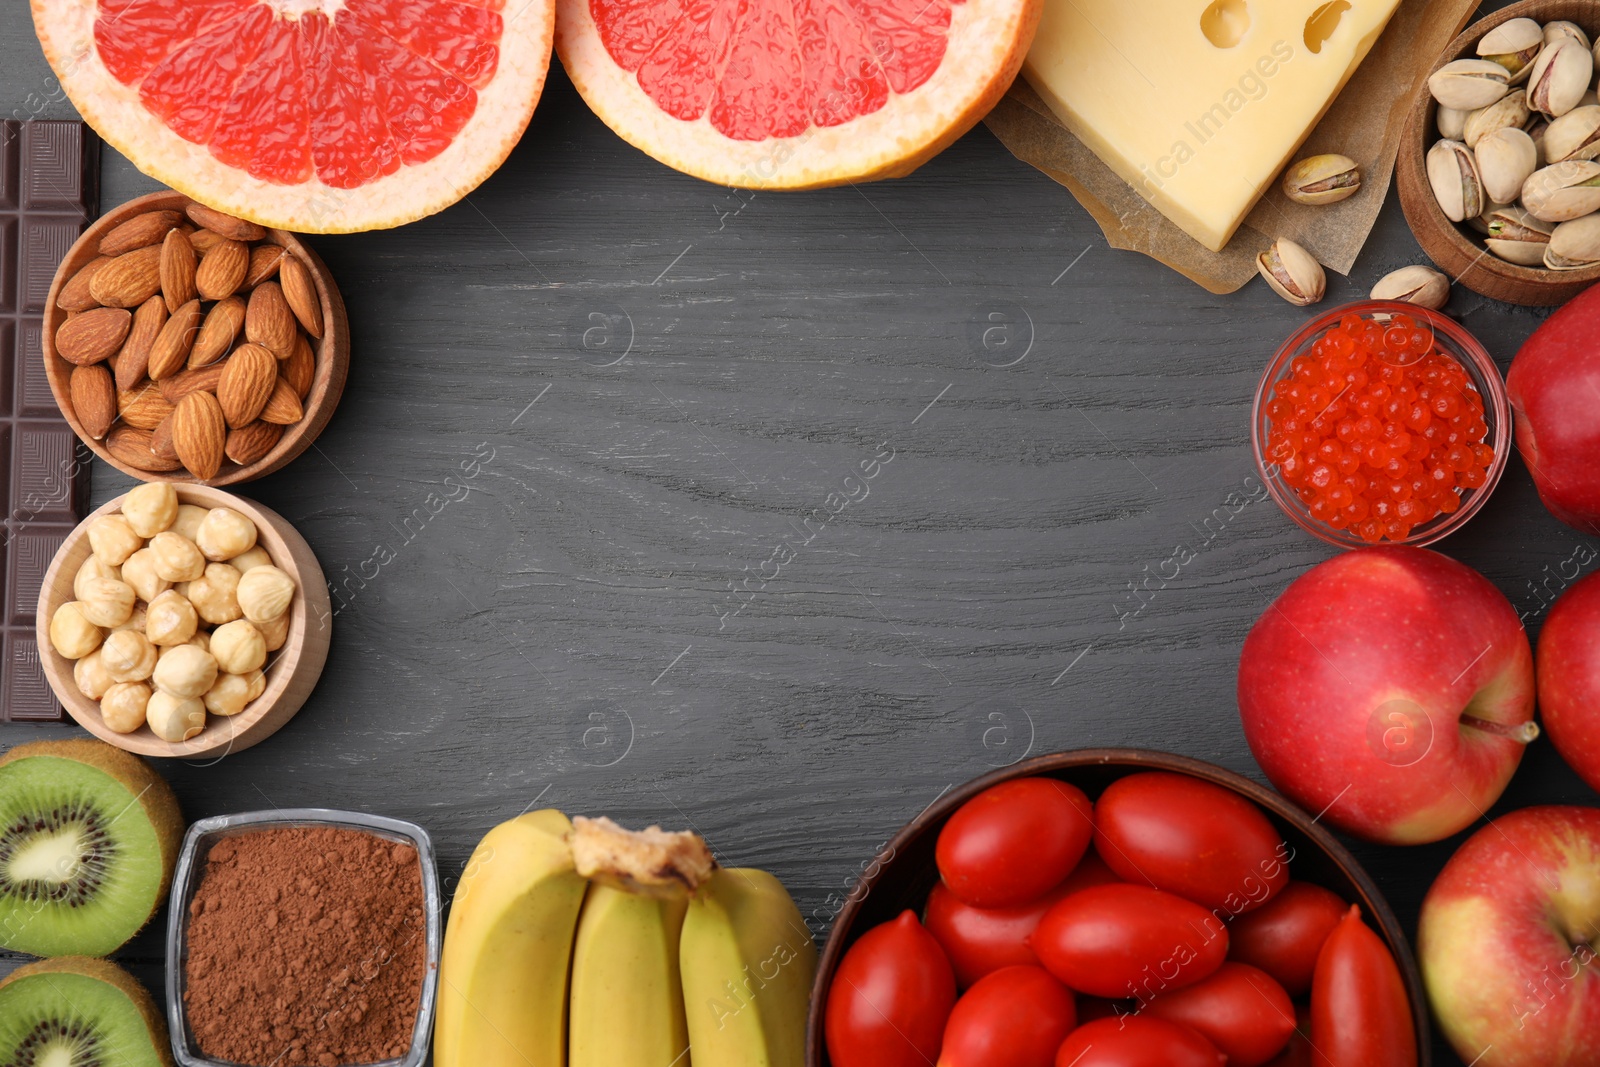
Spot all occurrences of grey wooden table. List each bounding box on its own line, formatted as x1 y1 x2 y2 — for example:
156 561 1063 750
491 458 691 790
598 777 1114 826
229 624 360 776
2 4 1589 1063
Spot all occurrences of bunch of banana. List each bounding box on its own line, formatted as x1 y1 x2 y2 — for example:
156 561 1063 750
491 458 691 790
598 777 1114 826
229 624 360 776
436 810 816 1067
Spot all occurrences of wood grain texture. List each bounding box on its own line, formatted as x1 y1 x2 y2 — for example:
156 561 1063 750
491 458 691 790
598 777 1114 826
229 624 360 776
0 4 1590 1064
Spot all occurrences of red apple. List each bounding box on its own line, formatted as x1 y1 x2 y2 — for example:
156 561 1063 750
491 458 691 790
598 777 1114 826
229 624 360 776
1419 805 1600 1067
1237 546 1536 844
1536 570 1600 792
1507 284 1600 534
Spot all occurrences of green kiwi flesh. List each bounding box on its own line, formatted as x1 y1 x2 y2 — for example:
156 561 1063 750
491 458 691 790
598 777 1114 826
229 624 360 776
0 956 170 1067
0 742 181 958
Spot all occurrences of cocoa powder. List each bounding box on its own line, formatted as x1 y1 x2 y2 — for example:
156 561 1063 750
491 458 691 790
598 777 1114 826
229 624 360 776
183 826 427 1066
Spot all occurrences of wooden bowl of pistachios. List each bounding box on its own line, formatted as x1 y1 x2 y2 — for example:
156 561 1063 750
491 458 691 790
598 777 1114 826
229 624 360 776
1398 0 1600 306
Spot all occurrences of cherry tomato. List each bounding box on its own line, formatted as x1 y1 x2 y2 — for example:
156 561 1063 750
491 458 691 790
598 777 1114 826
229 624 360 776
1031 883 1228 999
825 911 956 1067
1310 906 1416 1067
1143 962 1296 1067
925 879 1076 988
1228 881 1347 996
936 965 1076 1067
1054 1017 1225 1067
937 777 1094 907
1094 771 1289 914
1058 849 1121 895
1264 1004 1313 1067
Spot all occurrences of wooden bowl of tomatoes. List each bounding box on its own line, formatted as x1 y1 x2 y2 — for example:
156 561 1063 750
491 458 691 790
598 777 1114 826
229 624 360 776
808 748 1430 1067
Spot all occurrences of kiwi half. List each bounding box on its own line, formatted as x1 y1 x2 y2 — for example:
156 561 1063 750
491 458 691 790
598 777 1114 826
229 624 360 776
0 956 172 1066
0 740 182 957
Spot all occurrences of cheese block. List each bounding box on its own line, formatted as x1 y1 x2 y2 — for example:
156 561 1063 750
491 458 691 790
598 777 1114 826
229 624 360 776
1023 0 1401 251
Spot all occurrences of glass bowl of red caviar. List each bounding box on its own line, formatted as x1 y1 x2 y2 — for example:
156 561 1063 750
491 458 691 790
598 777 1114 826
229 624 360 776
1251 301 1511 548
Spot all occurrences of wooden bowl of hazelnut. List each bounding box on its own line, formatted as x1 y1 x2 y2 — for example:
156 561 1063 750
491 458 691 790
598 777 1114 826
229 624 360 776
41 190 350 484
34 484 332 759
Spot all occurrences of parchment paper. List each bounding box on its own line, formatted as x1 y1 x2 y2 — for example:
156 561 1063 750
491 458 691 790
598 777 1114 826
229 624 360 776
983 0 1479 294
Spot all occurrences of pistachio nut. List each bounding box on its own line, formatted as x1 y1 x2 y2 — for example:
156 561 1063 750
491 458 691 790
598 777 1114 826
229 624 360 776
1463 90 1532 148
1544 105 1600 162
1544 213 1600 269
1528 38 1594 117
1477 18 1544 82
1470 201 1510 235
1370 265 1450 310
1484 204 1554 265
1528 115 1551 165
1476 127 1539 203
1282 154 1361 205
1427 139 1485 222
1429 59 1513 112
1437 106 1469 140
1545 21 1591 51
1521 160 1600 221
1256 238 1325 307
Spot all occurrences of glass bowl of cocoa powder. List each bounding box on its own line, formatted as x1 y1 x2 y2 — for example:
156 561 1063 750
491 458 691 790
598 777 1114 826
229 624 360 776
164 809 440 1067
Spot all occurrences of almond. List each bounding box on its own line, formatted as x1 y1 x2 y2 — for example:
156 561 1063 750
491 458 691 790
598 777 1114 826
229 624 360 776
115 295 168 391
284 333 316 399
190 295 246 368
118 385 176 430
70 364 116 439
98 209 182 256
278 254 324 338
259 377 305 426
55 306 132 366
147 298 205 380
57 255 111 312
107 425 183 473
244 281 297 359
151 416 181 465
185 202 267 242
225 420 284 466
173 391 228 480
89 245 164 307
189 228 227 255
160 228 197 312
245 244 284 288
160 360 228 404
218 343 277 427
194 238 248 300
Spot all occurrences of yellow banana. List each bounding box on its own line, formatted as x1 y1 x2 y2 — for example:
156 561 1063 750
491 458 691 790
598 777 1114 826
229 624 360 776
569 884 692 1067
679 868 816 1067
435 809 589 1067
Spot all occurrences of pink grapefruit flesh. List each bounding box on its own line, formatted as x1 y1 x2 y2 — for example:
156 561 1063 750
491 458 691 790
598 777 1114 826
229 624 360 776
33 0 556 232
557 0 1040 187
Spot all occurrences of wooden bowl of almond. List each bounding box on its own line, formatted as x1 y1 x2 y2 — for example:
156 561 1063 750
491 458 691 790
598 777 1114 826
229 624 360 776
42 190 350 484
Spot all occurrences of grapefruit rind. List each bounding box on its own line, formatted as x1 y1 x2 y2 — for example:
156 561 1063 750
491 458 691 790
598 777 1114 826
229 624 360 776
555 0 1040 189
31 0 556 233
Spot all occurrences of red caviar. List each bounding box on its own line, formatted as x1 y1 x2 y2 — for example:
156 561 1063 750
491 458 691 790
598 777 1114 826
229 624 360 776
1264 312 1495 543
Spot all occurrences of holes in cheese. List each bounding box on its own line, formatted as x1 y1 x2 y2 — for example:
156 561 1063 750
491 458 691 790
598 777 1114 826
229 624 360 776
1201 0 1251 49
1305 2 1353 55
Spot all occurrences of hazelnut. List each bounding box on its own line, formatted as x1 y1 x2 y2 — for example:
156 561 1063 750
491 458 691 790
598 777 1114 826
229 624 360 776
49 602 103 660
120 548 172 604
149 532 207 582
87 515 142 567
146 590 199 646
209 620 266 674
171 504 209 542
185 631 211 654
101 629 158 683
101 682 153 734
256 611 290 653
147 691 206 742
114 604 148 635
237 566 296 624
196 508 258 561
77 577 137 628
74 650 115 700
122 483 179 538
74 555 120 601
229 546 273 573
152 643 218 699
205 670 266 717
188 563 243 626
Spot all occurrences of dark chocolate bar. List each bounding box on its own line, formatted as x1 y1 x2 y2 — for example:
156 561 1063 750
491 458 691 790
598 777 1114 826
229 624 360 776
1 121 98 723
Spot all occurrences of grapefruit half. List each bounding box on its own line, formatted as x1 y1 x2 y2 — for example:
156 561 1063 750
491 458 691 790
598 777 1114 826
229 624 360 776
32 0 556 232
555 0 1040 188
